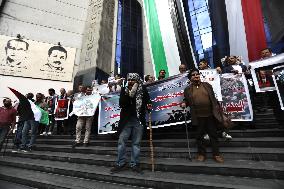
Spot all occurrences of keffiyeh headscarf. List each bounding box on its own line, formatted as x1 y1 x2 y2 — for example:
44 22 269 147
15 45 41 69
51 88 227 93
126 73 143 119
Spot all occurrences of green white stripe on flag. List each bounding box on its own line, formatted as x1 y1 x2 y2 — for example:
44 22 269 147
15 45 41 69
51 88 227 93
144 0 182 77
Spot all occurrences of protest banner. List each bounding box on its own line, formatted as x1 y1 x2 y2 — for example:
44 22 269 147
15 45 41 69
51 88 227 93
220 73 253 121
72 94 101 117
250 53 284 92
200 69 222 101
145 73 191 128
273 65 284 110
98 93 120 134
54 99 70 120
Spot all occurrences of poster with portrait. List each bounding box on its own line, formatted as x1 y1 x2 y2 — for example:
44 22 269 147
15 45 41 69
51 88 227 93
250 53 284 92
0 34 76 81
72 94 101 117
54 99 70 120
200 69 222 101
272 66 284 110
98 94 121 134
220 73 253 121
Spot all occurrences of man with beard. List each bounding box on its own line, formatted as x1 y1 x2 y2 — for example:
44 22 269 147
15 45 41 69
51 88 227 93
182 68 224 163
0 98 17 149
110 73 152 173
40 45 67 72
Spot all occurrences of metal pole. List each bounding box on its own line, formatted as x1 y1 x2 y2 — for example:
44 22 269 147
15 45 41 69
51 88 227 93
183 108 192 161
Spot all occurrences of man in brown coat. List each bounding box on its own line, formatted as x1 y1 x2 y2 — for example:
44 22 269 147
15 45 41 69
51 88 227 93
182 68 224 163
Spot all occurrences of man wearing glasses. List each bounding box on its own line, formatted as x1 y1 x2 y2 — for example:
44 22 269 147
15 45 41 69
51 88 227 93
182 68 224 163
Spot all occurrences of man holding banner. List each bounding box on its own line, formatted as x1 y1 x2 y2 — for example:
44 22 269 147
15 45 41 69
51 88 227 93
182 69 224 163
110 73 152 174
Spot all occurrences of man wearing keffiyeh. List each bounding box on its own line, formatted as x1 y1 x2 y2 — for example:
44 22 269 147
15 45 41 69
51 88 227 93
110 73 152 174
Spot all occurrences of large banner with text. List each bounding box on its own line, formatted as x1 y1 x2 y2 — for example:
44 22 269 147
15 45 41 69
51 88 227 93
98 73 253 134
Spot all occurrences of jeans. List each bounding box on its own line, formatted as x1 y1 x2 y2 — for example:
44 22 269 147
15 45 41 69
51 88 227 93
117 116 143 167
21 120 39 148
0 127 9 149
15 122 24 148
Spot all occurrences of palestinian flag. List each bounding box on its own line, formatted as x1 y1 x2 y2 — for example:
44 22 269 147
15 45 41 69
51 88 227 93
143 0 195 77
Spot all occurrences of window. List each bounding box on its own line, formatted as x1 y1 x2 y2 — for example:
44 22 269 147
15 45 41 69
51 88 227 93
114 0 143 77
184 0 214 67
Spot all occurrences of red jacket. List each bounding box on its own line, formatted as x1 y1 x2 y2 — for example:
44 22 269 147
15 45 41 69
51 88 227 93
0 106 17 127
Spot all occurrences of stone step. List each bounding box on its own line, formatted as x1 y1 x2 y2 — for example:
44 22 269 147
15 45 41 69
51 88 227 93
21 137 284 148
6 144 284 161
0 165 142 189
3 150 284 178
22 128 284 140
0 157 283 189
0 180 36 189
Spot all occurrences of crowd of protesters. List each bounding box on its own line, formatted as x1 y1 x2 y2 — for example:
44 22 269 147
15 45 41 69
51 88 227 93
0 47 283 173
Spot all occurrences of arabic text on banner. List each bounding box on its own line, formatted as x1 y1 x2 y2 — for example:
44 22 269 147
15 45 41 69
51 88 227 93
220 73 253 121
98 94 121 134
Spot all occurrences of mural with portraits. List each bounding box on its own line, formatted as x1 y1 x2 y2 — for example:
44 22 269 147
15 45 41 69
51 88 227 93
0 34 76 81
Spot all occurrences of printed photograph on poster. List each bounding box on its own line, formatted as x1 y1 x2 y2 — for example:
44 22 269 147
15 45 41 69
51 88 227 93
220 73 253 121
54 99 70 120
250 53 284 92
273 65 284 110
0 34 76 81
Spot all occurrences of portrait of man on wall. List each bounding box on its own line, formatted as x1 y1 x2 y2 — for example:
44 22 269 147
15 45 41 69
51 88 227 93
40 45 68 72
2 38 29 69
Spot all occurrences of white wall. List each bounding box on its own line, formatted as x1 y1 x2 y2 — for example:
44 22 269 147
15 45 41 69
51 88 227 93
0 0 89 105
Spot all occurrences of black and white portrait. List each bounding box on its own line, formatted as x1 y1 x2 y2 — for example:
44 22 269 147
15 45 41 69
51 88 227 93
40 45 68 72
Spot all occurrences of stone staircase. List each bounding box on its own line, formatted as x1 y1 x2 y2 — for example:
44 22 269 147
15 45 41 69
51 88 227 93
0 125 284 189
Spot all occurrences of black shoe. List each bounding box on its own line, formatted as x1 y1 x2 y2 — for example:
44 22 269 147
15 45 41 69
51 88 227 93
72 143 81 148
27 146 34 151
110 164 127 174
131 165 143 174
83 143 89 147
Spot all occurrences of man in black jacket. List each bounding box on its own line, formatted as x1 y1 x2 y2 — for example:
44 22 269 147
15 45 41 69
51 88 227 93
111 73 152 173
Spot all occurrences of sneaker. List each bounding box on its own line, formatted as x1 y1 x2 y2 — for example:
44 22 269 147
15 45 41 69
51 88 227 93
47 132 52 135
131 165 143 174
222 132 232 140
203 134 210 140
40 132 47 136
213 155 224 163
110 164 127 174
196 154 206 162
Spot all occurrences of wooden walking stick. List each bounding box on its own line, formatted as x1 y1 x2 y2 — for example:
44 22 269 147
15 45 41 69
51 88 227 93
148 111 155 172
